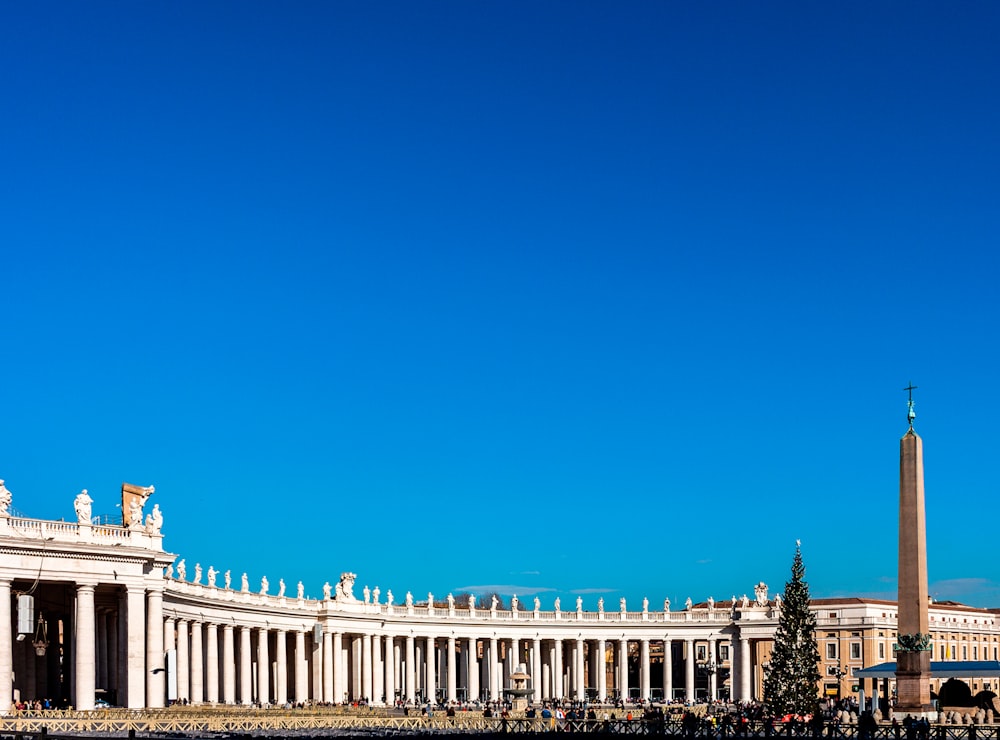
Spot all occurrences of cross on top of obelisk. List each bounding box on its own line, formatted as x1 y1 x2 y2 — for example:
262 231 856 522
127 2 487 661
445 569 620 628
904 382 918 428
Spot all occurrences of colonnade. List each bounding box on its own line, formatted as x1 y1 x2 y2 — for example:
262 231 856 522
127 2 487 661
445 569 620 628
161 622 757 707
4 569 770 712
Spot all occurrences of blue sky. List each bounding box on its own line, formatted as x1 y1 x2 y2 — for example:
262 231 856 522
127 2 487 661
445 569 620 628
3 2 999 608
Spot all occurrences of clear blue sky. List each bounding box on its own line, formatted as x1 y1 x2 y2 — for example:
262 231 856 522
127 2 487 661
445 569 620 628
3 2 999 608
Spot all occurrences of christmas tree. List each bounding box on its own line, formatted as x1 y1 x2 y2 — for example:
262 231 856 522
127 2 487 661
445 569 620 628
763 541 822 716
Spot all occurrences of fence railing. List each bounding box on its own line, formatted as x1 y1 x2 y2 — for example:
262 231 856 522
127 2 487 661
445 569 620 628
4 712 1000 739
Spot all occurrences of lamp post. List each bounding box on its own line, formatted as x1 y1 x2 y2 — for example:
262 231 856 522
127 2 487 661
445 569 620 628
698 659 718 702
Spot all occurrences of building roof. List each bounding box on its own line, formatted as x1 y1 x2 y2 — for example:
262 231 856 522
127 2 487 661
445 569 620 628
854 661 1000 679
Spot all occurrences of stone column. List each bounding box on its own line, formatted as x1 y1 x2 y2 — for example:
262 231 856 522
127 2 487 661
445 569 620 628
576 638 586 701
732 634 742 702
190 621 203 704
125 586 146 708
684 639 695 702
97 610 108 692
708 639 718 700
467 638 479 702
75 583 97 710
322 632 333 703
739 636 751 702
177 620 190 703
553 639 564 699
352 635 362 701
425 636 435 703
640 639 650 701
239 626 252 705
145 589 164 707
275 629 287 705
373 631 383 705
362 633 373 702
223 624 236 704
489 636 500 700
383 636 395 706
332 632 343 703
405 635 416 704
163 616 176 703
295 630 308 704
663 639 673 702
597 639 607 701
257 627 269 705
205 624 219 703
446 636 456 703
618 638 628 702
532 638 542 704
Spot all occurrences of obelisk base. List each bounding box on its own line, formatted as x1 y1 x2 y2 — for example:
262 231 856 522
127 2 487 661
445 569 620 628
892 651 936 720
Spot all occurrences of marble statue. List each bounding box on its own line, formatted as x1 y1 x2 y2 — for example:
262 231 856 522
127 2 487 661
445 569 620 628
684 597 693 610
145 503 163 534
741 594 750 608
598 597 604 612
754 582 768 606
74 490 93 525
260 576 269 594
207 566 217 587
533 596 540 611
576 596 583 611
664 597 670 611
193 563 202 584
128 497 143 530
619 597 626 612
731 595 737 608
554 597 561 611
427 592 434 607
177 559 187 581
707 596 714 610
363 585 371 604
323 582 332 599
297 581 304 599
241 572 249 592
468 594 476 610
0 480 11 516
166 564 174 579
447 593 455 609
372 586 380 604
335 572 357 601
511 595 518 611
490 594 498 610
278 579 286 598
774 593 782 609
224 570 232 589
387 589 394 605
642 597 649 612
405 591 413 607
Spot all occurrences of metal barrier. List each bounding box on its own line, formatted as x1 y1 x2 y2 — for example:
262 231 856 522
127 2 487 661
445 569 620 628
4 713 1000 739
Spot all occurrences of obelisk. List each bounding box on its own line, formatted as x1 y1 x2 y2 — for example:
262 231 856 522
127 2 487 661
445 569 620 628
894 384 933 718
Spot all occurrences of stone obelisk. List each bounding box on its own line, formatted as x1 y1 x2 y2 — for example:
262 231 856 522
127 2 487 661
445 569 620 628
894 385 934 718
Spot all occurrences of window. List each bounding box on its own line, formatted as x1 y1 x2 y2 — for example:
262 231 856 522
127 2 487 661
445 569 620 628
973 646 978 660
719 645 730 660
994 647 997 661
697 645 707 661
879 643 885 659
827 643 838 659
850 643 862 660
962 645 968 660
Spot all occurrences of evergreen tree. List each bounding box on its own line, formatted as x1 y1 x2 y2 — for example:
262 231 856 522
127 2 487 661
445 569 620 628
763 542 822 716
